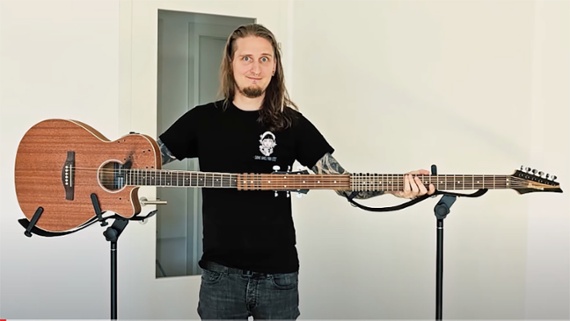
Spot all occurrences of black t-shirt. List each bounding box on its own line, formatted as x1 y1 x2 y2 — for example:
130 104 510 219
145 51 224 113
159 100 334 273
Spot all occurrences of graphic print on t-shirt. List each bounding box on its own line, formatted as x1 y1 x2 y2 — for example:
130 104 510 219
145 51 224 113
255 131 277 162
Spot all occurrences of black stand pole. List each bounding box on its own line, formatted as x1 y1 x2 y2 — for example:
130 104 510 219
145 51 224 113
20 192 158 320
103 217 129 320
431 165 456 321
91 192 130 320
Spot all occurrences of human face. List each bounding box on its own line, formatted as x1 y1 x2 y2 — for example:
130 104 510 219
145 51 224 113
232 36 276 99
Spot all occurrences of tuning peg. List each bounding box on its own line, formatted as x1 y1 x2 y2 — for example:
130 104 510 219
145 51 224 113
552 175 557 181
286 191 290 198
296 193 304 198
274 191 278 197
538 171 544 177
532 169 537 174
525 167 531 172
272 165 280 172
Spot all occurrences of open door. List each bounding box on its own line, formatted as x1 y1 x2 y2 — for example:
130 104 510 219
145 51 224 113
156 10 254 278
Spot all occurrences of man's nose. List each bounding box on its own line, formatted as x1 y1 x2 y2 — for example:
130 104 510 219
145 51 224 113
251 61 261 75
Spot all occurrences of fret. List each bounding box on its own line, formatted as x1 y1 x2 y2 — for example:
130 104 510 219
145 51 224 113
133 169 138 185
209 172 215 187
188 172 194 187
185 172 191 187
166 170 171 186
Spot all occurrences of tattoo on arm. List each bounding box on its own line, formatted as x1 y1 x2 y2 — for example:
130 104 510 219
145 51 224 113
311 153 384 199
158 138 177 166
312 152 348 175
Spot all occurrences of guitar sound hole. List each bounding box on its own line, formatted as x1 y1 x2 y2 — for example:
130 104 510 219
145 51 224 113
99 161 127 191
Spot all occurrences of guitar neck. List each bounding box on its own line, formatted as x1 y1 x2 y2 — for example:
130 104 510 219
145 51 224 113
124 170 516 191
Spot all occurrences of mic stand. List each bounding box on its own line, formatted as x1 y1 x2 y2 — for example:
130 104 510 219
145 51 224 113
342 164 488 320
431 165 456 321
103 217 129 320
20 192 157 320
94 193 155 320
90 193 125 320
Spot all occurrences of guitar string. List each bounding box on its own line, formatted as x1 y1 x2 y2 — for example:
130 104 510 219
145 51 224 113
67 168 539 189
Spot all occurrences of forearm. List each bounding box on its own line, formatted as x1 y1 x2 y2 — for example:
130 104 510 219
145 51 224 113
311 153 384 199
158 138 177 166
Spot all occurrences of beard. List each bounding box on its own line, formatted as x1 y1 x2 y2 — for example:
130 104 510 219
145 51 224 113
239 85 264 98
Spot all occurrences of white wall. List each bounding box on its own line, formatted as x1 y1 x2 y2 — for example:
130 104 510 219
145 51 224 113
1 0 121 319
289 0 569 319
0 0 568 319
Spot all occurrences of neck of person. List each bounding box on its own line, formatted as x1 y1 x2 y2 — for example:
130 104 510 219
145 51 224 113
233 93 265 111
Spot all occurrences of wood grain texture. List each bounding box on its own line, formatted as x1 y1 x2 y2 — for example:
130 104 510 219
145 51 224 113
14 119 160 232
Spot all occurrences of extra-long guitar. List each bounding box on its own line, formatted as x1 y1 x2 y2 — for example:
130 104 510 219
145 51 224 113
15 119 562 232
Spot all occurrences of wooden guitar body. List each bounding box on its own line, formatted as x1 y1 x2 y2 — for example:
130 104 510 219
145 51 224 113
14 119 160 232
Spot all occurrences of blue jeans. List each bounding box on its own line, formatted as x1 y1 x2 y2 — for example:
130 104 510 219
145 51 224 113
197 261 300 320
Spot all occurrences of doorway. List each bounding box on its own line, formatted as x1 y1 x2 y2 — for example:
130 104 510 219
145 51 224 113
155 10 254 277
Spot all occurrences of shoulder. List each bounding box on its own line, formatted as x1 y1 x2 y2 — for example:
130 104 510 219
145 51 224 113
192 100 225 113
178 100 225 121
284 106 313 128
284 106 304 122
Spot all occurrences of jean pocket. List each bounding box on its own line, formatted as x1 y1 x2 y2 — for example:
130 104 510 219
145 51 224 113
201 268 224 284
270 272 298 290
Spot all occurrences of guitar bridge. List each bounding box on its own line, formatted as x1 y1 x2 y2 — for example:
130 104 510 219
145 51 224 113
61 151 75 200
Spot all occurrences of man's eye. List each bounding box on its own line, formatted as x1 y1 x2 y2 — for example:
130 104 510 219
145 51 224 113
260 57 268 63
242 56 251 62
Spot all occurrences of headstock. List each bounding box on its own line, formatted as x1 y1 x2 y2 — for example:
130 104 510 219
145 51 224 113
511 166 563 194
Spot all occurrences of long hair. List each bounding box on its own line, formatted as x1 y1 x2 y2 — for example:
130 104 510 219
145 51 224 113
219 23 298 131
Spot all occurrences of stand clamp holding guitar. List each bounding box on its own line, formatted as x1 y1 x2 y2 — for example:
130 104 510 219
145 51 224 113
343 164 489 321
18 193 159 320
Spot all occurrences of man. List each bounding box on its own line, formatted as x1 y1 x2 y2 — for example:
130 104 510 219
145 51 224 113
158 23 435 320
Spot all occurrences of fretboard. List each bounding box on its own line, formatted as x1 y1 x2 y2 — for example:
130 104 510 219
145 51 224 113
125 169 239 188
124 170 517 191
